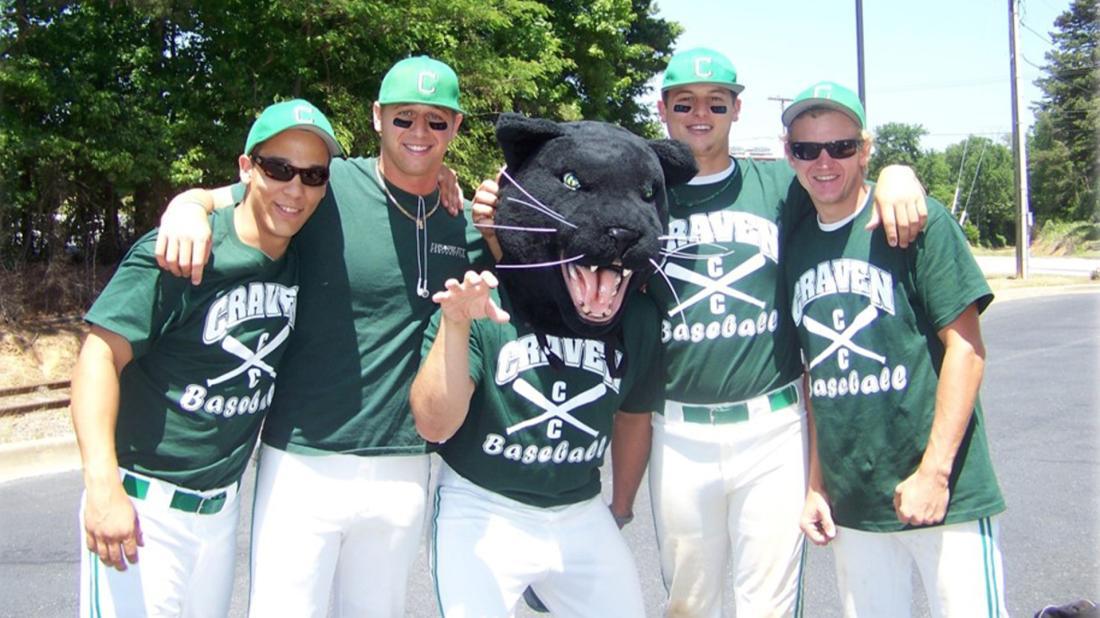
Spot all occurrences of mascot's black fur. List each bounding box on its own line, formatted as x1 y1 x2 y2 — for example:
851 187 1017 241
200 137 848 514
492 113 696 344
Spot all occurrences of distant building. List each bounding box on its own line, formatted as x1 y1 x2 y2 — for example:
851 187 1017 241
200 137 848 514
731 144 781 161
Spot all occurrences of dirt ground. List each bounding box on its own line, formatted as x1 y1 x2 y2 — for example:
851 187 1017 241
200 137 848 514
0 320 85 443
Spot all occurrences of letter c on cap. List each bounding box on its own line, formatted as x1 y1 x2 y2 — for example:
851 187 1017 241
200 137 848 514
418 71 438 95
293 105 315 124
694 57 713 78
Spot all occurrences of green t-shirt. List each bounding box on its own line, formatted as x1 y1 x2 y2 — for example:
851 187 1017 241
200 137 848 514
261 157 478 456
783 191 1004 531
647 158 811 404
425 288 664 508
86 207 298 491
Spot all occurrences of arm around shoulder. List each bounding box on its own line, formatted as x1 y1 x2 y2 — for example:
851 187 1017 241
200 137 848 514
155 185 237 285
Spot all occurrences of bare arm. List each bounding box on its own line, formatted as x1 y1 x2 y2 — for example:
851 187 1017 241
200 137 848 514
70 325 141 571
799 380 837 545
894 303 985 526
410 271 509 442
437 164 465 217
609 411 652 526
869 165 928 249
154 186 236 285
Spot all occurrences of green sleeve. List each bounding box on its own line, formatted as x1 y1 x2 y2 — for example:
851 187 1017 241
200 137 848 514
229 182 246 204
84 230 184 358
911 198 993 330
755 159 813 244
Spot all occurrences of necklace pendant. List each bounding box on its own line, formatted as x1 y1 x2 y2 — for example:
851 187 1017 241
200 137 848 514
417 218 424 230
417 283 430 298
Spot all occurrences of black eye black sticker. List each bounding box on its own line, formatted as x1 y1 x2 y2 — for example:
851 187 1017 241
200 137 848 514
392 117 413 129
673 104 692 113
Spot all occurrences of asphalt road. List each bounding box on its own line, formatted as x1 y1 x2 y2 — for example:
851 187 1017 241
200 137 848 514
2 291 1097 617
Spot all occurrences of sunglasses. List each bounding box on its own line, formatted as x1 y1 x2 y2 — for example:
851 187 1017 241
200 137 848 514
789 139 863 161
672 104 728 115
392 117 450 131
251 155 330 187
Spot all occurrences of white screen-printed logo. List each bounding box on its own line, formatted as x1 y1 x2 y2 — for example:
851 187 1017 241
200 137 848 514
693 57 713 78
293 105 315 125
417 71 438 95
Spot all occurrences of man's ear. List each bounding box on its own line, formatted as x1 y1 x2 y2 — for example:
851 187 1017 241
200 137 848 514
239 154 253 185
372 102 383 133
495 113 565 172
648 139 698 187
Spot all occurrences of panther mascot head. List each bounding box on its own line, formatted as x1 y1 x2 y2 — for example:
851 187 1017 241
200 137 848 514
491 113 696 342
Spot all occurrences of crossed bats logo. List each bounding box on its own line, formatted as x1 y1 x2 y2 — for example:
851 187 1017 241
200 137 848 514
801 304 886 370
663 252 768 317
205 324 291 389
504 378 604 438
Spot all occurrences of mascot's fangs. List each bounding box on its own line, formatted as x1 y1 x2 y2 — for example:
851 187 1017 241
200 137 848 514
486 113 696 351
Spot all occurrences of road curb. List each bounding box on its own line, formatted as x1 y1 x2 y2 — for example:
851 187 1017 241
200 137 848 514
0 435 80 484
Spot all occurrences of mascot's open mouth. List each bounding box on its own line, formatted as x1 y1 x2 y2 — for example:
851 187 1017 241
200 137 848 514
562 258 634 324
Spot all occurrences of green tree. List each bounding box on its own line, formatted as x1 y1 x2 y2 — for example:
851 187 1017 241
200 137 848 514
947 137 1015 246
868 122 927 179
1029 0 1099 222
0 0 680 265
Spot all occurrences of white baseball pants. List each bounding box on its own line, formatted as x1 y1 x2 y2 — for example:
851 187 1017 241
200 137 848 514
247 445 430 617
650 388 808 617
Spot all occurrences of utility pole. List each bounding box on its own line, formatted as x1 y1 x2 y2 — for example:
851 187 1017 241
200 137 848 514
856 0 866 110
767 96 793 113
1008 0 1031 278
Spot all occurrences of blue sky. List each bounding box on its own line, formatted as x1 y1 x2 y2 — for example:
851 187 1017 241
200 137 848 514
647 0 1070 153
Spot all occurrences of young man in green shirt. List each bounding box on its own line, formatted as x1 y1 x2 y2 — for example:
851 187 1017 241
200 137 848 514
781 81 1006 617
72 99 340 617
155 57 476 616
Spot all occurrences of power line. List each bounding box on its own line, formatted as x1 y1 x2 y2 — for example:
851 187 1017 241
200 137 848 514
1022 54 1046 71
1019 19 1053 45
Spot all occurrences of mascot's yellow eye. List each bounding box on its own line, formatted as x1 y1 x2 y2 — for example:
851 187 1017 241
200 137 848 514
561 172 582 191
641 184 656 201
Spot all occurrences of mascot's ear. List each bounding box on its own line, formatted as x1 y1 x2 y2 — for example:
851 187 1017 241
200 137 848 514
496 113 567 171
648 139 698 187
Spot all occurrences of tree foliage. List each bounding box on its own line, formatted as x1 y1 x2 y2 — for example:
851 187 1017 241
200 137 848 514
867 125 1017 247
0 0 680 264
868 122 927 180
1028 0 1099 222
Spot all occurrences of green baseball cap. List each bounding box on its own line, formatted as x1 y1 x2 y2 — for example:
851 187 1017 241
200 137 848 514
377 55 464 114
244 99 343 157
782 81 866 129
662 47 744 94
